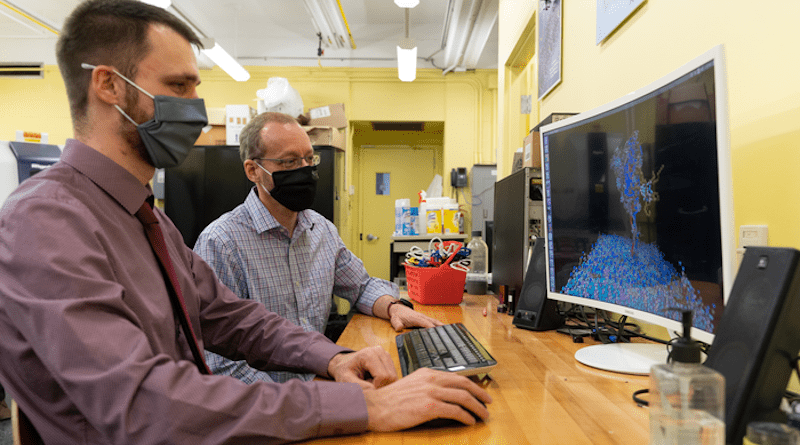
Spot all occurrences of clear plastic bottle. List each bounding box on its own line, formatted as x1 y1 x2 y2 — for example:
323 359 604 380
465 230 489 295
649 310 725 445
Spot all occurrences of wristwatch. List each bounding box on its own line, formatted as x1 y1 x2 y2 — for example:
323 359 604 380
387 298 414 316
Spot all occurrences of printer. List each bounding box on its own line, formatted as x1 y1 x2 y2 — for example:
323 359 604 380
0 141 63 206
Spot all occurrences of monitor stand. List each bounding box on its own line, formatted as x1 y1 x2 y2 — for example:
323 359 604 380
574 343 669 375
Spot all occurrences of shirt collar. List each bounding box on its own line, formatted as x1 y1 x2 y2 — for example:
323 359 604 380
60 139 152 215
243 187 314 236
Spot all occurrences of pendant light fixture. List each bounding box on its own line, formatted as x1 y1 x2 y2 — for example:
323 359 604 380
396 7 417 82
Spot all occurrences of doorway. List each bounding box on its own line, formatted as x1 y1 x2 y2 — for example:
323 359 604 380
352 121 444 281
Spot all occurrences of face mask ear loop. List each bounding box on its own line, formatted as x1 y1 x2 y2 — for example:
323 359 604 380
81 63 154 99
82 62 154 126
254 160 273 196
113 105 139 126
255 160 274 177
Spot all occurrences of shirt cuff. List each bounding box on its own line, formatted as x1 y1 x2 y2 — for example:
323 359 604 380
356 278 399 316
315 381 369 437
305 341 353 377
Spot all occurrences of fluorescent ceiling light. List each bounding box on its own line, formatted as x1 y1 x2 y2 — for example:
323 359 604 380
201 39 250 82
139 0 172 9
302 0 352 49
394 0 420 7
440 0 498 73
397 39 417 82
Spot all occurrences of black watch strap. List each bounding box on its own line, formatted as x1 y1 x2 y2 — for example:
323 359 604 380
387 298 414 316
397 298 414 309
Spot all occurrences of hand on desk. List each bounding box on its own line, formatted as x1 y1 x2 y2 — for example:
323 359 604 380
327 346 398 390
362 368 492 432
389 304 444 332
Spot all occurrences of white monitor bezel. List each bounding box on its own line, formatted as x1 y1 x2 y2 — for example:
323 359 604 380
539 44 734 345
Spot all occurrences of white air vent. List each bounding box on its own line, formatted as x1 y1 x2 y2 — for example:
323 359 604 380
0 63 44 79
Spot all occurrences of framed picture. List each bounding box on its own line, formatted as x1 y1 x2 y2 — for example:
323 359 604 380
596 0 646 44
538 0 562 100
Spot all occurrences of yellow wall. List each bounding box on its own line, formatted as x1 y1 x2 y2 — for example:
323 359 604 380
498 0 800 250
0 65 497 249
0 66 72 144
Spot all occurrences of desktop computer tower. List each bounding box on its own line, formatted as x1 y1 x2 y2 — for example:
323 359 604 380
492 167 541 299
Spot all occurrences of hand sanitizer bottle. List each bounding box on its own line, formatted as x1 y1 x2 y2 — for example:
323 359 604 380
649 309 725 445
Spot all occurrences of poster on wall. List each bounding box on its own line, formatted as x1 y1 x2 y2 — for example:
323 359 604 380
596 0 646 44
538 0 562 100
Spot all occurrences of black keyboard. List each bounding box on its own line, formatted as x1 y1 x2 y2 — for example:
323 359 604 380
396 323 497 376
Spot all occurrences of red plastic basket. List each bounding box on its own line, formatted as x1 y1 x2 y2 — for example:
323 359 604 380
403 242 467 305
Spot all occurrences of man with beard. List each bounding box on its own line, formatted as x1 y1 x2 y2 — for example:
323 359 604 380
195 112 443 384
0 0 491 443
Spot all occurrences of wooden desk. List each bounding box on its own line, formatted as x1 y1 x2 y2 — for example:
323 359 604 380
306 294 650 444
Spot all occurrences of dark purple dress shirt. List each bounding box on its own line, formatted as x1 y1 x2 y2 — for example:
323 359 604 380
0 140 368 443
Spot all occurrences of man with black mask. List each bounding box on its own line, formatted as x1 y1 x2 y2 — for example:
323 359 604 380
194 112 444 384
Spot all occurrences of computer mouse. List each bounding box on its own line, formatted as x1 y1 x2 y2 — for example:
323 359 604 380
414 399 485 429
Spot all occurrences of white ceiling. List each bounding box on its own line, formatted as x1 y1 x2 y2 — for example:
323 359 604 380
0 0 498 71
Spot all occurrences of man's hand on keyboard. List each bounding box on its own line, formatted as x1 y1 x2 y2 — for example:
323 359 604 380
388 304 444 332
327 346 398 390
362 368 492 431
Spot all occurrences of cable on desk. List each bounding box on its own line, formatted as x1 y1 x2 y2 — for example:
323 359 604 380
633 388 649 407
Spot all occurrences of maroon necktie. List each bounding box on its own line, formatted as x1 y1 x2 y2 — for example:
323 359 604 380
136 201 211 374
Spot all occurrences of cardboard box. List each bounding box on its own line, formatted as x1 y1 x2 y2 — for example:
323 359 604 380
512 149 524 173
532 112 578 132
195 124 226 145
304 126 346 150
225 105 256 146
307 103 347 128
523 131 541 168
206 107 226 126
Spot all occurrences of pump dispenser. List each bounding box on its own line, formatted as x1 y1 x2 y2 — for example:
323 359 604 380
649 309 725 444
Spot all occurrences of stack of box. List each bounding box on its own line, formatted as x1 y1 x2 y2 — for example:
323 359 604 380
194 105 256 146
225 105 257 146
194 103 347 149
303 103 346 151
195 107 226 145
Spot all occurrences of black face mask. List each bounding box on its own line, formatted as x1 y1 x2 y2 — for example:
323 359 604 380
257 163 319 212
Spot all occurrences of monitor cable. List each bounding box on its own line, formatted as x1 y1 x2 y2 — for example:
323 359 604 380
633 388 649 407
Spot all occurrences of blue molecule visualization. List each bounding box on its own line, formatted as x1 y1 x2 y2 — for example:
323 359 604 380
561 234 716 332
566 131 716 331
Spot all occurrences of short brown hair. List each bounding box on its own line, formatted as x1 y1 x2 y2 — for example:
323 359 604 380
238 112 304 162
56 0 201 132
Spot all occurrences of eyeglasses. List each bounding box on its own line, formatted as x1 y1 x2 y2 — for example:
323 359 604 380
253 152 320 170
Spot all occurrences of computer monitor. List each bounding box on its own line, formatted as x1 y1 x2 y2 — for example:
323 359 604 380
540 45 734 374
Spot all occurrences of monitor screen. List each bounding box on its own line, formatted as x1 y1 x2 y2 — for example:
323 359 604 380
540 45 734 371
